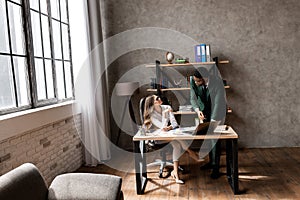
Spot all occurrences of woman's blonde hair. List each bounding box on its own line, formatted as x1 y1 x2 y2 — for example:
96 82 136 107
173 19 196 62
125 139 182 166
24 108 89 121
143 95 156 130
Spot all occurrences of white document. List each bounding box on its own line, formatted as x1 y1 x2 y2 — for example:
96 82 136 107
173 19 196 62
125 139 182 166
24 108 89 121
214 125 228 133
179 126 197 132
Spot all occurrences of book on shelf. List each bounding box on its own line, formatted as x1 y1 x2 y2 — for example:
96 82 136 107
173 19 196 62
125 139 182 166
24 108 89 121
206 44 211 62
200 44 206 62
195 43 211 63
194 45 201 62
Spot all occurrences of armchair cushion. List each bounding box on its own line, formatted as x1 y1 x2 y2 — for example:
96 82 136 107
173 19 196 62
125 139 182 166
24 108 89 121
0 163 48 200
48 173 123 200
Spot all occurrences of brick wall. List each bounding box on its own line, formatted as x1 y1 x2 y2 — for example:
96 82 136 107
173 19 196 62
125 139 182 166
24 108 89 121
0 114 83 185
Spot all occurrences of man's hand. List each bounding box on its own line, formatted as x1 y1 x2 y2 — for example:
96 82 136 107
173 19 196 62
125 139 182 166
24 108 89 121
197 111 205 121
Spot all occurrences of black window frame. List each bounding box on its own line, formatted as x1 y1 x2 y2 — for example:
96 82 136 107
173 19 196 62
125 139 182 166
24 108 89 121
0 0 74 115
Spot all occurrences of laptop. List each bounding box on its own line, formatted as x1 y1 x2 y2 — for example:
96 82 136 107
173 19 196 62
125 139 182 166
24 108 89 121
193 121 220 135
176 121 221 135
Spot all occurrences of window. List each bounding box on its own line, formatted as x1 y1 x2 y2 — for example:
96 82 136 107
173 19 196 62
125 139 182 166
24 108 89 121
0 0 73 115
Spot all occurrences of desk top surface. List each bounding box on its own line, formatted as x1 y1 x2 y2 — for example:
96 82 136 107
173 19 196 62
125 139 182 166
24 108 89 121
133 126 238 141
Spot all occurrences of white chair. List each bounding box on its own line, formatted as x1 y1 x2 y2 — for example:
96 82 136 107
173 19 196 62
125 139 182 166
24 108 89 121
139 97 174 178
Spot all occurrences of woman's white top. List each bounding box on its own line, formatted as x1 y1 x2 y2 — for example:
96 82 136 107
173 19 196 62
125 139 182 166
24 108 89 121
150 105 178 130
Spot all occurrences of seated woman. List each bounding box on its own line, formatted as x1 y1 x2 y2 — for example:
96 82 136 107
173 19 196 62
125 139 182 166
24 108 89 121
143 95 203 184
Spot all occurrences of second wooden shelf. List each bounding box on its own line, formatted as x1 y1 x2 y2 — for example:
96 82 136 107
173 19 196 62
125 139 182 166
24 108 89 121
145 60 229 68
147 85 230 92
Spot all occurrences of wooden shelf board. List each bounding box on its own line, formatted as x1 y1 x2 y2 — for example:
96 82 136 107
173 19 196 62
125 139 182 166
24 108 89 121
145 60 229 68
173 109 232 115
173 111 196 115
147 86 230 92
219 60 230 64
146 88 189 92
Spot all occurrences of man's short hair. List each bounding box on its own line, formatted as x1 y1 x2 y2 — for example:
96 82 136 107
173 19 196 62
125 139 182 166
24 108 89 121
193 67 209 78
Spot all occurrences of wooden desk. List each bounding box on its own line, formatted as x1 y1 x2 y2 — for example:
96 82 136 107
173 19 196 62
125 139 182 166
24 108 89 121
133 126 239 195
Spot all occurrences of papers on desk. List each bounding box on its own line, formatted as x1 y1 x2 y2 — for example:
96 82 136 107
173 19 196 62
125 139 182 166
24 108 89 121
214 125 228 133
178 126 197 132
176 125 228 134
170 127 195 135
144 125 229 137
147 127 196 136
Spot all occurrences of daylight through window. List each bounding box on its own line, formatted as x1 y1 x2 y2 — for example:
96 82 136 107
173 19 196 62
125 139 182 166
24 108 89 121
0 0 73 115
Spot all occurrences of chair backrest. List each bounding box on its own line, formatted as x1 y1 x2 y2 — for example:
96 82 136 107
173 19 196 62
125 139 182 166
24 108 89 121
0 163 48 200
139 97 146 125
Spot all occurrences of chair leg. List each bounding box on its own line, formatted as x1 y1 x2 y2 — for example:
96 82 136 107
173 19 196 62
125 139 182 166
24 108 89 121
178 165 184 172
165 161 173 166
147 148 175 178
147 159 165 167
159 161 165 178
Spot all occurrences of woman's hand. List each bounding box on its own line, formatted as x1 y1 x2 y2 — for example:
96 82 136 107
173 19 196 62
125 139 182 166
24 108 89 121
162 126 173 131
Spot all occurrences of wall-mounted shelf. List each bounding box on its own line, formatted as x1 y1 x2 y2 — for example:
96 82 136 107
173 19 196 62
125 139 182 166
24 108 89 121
145 60 229 68
147 88 190 92
148 57 232 119
146 85 230 92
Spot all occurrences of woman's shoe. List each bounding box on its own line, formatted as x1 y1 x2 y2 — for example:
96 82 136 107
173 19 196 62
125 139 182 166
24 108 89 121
175 179 184 184
171 171 184 184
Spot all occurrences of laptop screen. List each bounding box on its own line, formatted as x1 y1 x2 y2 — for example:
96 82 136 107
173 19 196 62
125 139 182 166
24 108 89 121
194 121 219 135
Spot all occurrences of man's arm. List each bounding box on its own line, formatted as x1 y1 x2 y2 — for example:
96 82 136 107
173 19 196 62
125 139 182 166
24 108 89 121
210 79 227 121
190 76 199 110
190 76 205 120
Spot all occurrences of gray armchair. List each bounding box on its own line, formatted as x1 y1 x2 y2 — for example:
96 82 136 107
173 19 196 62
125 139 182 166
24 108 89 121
0 163 123 200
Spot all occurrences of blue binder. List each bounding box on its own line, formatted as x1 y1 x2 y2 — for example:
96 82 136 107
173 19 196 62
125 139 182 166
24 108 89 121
194 45 201 62
200 44 206 62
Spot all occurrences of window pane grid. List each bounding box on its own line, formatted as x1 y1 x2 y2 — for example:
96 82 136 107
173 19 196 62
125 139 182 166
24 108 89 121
35 58 46 100
55 60 64 99
0 0 35 115
50 0 72 100
8 1 26 55
41 15 51 58
29 0 38 11
31 0 72 106
13 56 30 106
0 0 73 115
7 0 21 6
0 0 10 53
30 10 42 57
40 0 47 14
0 55 16 109
49 0 59 20
0 52 27 57
45 59 54 98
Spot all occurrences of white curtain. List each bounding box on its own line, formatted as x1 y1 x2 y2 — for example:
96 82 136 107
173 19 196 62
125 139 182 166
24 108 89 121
69 0 111 166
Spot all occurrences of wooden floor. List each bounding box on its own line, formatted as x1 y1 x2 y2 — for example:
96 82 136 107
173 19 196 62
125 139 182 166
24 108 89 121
77 147 300 200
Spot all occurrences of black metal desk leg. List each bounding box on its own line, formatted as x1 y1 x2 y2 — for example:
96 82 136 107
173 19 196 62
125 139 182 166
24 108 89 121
134 140 147 194
226 139 239 194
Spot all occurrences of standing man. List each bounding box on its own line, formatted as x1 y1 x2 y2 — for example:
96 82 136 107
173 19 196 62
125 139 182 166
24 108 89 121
190 66 227 178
